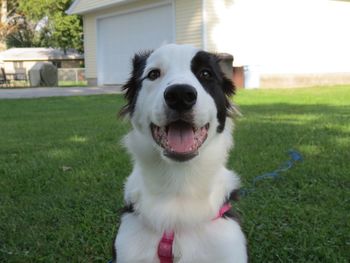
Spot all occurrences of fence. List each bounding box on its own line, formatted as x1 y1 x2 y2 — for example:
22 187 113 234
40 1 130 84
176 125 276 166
58 68 86 83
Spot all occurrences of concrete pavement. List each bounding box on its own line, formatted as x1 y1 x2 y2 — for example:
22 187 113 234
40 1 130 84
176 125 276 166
0 86 123 99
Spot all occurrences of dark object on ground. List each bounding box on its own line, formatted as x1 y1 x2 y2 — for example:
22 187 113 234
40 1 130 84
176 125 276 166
29 63 58 87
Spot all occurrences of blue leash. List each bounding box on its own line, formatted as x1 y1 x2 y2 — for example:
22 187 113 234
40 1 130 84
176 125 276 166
240 149 303 196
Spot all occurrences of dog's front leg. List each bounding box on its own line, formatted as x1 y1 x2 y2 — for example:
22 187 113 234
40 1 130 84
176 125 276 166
115 213 160 263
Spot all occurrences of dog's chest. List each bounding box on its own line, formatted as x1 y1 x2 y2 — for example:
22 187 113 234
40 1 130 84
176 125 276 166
116 211 247 263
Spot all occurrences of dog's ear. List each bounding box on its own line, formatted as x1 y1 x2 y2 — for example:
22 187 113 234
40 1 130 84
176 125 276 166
214 54 237 119
214 53 236 97
222 76 237 118
119 50 153 117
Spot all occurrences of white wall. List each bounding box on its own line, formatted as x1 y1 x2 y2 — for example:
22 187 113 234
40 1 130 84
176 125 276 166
209 0 350 74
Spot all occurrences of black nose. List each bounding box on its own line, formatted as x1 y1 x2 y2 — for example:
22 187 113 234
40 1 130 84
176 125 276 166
164 84 197 111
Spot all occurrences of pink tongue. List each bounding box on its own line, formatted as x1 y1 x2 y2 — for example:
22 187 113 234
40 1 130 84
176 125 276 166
167 122 195 153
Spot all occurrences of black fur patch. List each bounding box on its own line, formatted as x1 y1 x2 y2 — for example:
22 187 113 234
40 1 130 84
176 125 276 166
111 203 136 262
222 189 242 223
227 189 240 202
120 203 135 214
119 51 153 117
191 51 235 133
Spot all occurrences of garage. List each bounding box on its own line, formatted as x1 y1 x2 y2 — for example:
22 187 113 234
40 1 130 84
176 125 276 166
96 3 174 85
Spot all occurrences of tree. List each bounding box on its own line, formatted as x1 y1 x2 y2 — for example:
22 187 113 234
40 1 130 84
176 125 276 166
18 0 83 52
4 15 38 48
0 0 83 52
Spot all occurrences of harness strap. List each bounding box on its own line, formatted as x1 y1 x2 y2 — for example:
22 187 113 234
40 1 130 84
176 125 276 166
158 231 175 263
212 203 232 220
157 203 232 263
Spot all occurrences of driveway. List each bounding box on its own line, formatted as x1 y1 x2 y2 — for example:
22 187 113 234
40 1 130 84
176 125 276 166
0 86 123 99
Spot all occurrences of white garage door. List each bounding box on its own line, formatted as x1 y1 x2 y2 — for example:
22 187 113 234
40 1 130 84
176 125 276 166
97 4 174 85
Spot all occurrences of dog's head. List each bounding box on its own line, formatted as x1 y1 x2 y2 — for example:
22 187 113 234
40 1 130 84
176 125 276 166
120 44 235 162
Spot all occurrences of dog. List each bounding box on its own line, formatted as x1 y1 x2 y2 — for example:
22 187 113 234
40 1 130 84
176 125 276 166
113 44 247 263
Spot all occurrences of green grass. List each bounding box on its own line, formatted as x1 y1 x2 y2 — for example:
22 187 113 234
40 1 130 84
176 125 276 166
232 86 350 262
0 86 349 262
58 81 88 87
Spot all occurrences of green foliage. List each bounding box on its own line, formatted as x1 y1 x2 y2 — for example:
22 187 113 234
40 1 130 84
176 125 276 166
18 0 72 21
18 0 83 52
51 11 83 53
4 0 83 51
0 86 349 261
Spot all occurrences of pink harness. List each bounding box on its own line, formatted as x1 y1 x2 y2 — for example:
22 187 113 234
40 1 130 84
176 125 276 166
157 203 232 263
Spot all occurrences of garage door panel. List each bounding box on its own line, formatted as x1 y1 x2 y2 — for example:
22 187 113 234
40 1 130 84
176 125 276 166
97 4 174 85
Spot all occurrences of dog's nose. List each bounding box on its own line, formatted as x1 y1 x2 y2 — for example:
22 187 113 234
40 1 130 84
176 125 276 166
164 84 197 111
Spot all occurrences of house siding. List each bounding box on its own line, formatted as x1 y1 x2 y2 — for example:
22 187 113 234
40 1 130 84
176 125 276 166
175 0 202 48
83 13 97 79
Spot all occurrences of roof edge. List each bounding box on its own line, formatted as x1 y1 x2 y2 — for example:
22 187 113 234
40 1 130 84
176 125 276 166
66 0 82 15
66 0 138 15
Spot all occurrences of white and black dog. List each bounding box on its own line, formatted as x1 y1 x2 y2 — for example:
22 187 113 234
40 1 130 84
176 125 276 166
113 44 247 263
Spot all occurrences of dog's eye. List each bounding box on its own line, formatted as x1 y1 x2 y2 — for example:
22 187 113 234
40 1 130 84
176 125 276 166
147 69 161 81
199 69 212 80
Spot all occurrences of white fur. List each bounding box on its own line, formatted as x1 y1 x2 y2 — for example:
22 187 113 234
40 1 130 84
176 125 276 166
115 44 247 263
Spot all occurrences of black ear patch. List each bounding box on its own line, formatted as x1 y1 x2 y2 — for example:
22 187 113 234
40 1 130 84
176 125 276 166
119 50 153 117
191 51 235 133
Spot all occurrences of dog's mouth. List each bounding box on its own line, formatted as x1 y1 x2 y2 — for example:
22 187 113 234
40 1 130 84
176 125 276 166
151 121 210 162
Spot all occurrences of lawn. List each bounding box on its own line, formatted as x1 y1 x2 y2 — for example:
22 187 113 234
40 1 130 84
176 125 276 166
0 86 349 262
